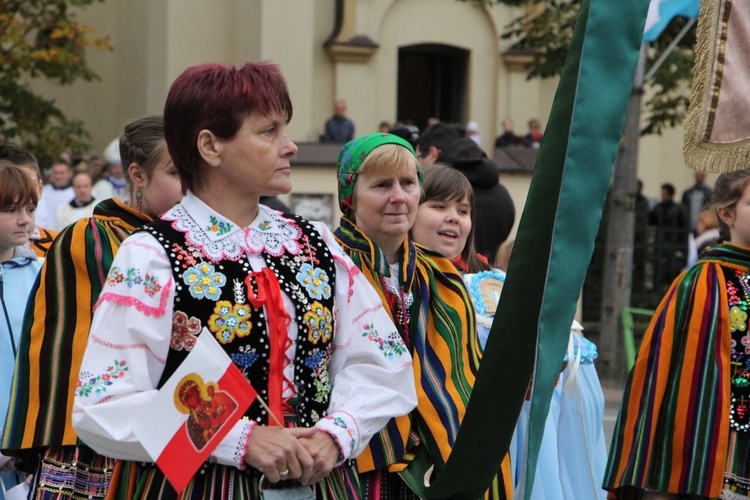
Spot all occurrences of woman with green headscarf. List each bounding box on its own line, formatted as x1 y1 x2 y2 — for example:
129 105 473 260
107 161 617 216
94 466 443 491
334 133 512 499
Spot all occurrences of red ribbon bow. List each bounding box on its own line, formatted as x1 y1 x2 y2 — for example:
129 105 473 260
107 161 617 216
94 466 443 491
244 268 292 425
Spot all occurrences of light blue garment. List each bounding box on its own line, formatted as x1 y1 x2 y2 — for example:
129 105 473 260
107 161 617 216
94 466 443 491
558 363 608 500
510 333 608 500
511 386 564 500
466 268 607 498
0 247 39 499
0 470 25 499
0 248 41 430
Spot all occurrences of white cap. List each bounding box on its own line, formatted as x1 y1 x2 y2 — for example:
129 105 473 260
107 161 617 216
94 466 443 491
103 138 121 164
466 121 479 132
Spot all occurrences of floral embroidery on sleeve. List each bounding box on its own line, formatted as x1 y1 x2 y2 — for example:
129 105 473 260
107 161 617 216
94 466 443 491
362 324 408 359
183 262 227 300
107 266 163 297
76 360 129 398
303 302 333 344
97 267 172 317
323 415 356 455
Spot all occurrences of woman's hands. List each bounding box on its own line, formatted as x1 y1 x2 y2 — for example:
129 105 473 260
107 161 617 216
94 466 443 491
288 428 340 484
243 426 340 485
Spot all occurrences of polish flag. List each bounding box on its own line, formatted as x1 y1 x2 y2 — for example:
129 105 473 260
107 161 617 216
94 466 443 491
133 329 256 494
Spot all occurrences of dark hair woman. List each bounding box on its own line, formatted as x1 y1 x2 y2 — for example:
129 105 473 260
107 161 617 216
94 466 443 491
72 62 416 499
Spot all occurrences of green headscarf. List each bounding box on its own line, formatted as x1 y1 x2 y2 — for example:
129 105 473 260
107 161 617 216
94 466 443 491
336 132 421 217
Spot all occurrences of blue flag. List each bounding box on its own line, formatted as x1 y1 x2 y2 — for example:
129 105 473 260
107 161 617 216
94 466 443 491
643 0 700 42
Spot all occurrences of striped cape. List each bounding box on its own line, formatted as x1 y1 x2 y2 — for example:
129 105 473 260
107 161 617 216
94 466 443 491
28 226 58 258
2 198 151 459
335 218 511 498
604 243 750 497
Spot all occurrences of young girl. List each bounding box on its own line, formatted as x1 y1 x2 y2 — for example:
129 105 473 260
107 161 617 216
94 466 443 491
606 168 750 499
0 163 41 498
411 164 607 499
1 116 183 500
409 164 498 347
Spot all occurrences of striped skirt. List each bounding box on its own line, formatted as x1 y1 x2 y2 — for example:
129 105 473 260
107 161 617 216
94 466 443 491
103 460 361 499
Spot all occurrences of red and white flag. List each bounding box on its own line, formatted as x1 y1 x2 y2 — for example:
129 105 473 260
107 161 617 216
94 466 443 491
133 328 256 494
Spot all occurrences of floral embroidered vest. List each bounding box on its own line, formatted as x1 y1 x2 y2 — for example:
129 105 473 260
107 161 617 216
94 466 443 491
139 215 336 427
727 267 750 432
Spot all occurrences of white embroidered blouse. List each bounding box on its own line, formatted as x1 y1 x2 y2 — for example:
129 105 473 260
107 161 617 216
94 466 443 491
72 192 417 469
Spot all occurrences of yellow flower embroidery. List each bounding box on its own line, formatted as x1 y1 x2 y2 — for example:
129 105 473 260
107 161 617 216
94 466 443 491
208 300 252 343
303 301 333 344
730 305 747 332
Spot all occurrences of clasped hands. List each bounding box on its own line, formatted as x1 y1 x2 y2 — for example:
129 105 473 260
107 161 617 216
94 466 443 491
244 426 340 485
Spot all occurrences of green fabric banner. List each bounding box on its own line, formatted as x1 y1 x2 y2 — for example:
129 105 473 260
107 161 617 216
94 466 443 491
417 0 650 498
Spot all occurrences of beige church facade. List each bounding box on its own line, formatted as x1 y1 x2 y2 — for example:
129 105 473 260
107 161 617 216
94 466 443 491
29 0 703 237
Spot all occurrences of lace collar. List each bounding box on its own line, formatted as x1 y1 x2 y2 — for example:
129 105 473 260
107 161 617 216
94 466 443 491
162 192 302 262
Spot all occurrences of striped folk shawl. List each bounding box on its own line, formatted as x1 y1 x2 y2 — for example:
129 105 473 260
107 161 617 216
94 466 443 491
2 198 151 458
605 243 750 497
334 217 482 474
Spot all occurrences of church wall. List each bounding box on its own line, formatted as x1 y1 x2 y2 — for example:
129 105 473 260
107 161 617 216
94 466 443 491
22 0 705 219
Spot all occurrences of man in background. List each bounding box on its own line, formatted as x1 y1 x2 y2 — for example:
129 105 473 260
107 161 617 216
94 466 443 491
495 118 520 148
681 170 712 234
322 99 355 143
650 183 689 292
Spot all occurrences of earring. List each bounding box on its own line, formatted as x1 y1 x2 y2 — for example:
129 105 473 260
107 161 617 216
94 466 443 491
135 188 144 212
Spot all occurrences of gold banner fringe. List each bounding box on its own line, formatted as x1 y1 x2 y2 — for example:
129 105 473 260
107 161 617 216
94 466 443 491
683 0 750 172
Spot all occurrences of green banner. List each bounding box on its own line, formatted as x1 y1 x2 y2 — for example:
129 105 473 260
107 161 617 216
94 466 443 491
419 0 650 498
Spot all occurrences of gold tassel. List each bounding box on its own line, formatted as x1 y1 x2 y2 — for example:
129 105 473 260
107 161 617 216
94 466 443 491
683 0 750 172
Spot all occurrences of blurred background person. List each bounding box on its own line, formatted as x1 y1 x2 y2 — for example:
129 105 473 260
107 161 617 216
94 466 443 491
649 182 689 291
388 123 420 149
92 138 129 202
55 170 96 230
322 98 355 143
466 120 482 147
523 118 544 149
687 207 721 267
681 170 713 234
34 160 73 230
494 118 520 148
415 122 462 166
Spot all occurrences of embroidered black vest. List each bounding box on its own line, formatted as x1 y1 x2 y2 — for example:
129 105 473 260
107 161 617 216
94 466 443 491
139 215 336 427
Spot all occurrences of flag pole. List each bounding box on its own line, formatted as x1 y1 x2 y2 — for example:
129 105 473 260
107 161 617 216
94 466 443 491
644 17 697 82
254 395 285 428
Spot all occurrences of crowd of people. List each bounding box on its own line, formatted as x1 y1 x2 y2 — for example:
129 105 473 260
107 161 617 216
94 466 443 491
0 59 746 500
628 170 719 295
